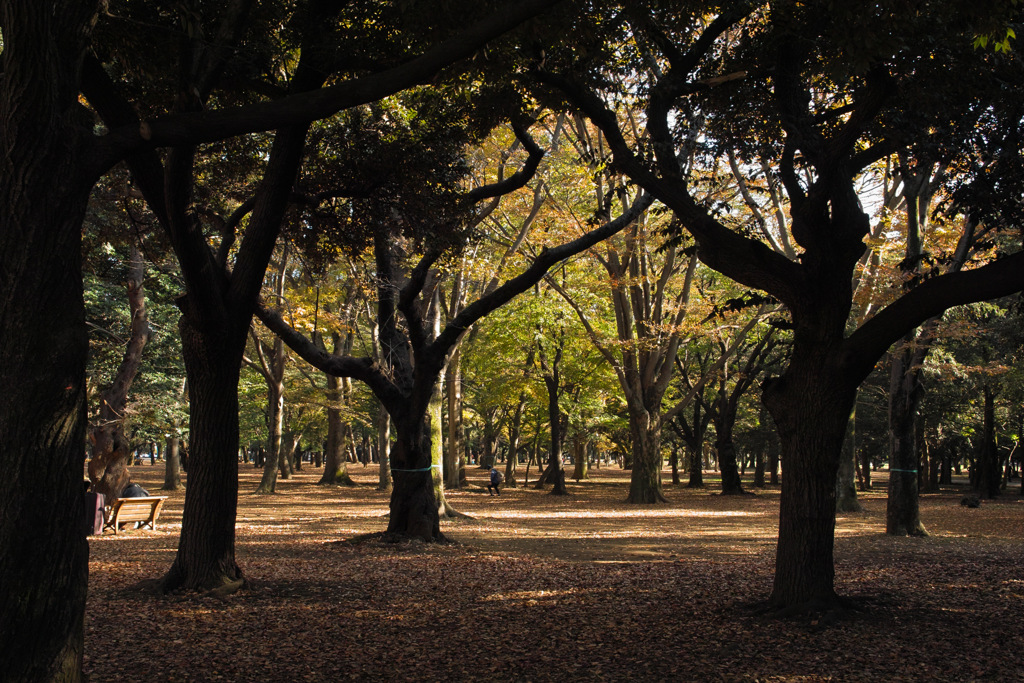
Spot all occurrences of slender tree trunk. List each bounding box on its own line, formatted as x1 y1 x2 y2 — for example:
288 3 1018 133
320 372 353 485
445 346 464 489
977 385 1001 498
836 403 861 512
163 436 183 491
686 402 706 488
572 438 589 481
504 393 526 488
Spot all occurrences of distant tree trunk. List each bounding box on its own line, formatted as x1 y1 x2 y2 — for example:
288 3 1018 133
886 337 927 535
753 449 766 488
684 401 706 488
321 369 353 486
836 404 861 513
163 436 183 491
977 385 1001 499
572 438 589 481
670 445 680 485
504 392 527 488
536 374 567 494
715 396 744 495
445 345 464 489
88 243 151 506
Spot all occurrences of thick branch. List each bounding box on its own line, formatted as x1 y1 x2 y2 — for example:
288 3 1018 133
87 0 561 175
844 251 1024 382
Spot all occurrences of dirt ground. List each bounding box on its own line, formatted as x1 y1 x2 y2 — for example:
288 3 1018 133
84 462 1024 682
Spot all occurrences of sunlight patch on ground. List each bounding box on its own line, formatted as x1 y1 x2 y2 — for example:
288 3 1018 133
481 508 761 520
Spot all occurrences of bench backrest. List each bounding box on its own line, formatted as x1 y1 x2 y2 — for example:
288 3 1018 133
112 496 167 522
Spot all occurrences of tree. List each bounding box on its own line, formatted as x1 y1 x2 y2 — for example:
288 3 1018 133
0 2 561 677
533 1 1024 611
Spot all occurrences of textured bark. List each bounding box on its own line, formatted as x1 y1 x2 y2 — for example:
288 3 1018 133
765 363 854 610
161 311 245 593
572 438 589 481
320 371 353 486
626 409 666 503
0 5 99 679
386 413 442 541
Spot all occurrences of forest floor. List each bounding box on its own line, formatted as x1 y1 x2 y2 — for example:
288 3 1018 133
84 463 1024 682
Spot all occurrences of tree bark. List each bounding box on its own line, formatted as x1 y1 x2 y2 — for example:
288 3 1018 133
626 408 666 502
376 404 393 492
765 358 855 611
977 385 1001 499
161 310 245 593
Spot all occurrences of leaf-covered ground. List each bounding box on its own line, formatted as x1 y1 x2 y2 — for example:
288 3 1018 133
84 464 1024 682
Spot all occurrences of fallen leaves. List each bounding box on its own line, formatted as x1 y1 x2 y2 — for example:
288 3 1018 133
83 465 1024 682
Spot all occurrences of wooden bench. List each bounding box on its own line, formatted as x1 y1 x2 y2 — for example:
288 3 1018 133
103 496 168 534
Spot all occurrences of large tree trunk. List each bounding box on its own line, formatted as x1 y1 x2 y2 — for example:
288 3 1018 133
626 407 667 502
886 342 927 534
0 6 97 675
0 154 92 683
386 411 442 541
160 312 245 593
765 360 855 611
88 243 151 506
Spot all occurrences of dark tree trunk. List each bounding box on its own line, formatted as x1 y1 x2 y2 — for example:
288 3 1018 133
754 449 766 488
886 340 928 535
160 311 245 593
163 436 184 491
977 385 1001 499
836 404 861 513
764 358 855 611
715 401 744 495
0 151 92 683
504 393 527 488
685 401 706 488
0 6 97 675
